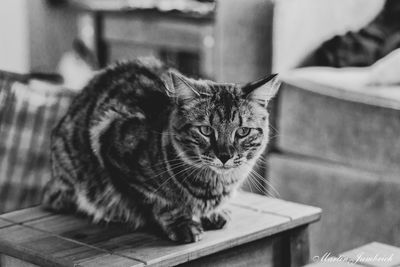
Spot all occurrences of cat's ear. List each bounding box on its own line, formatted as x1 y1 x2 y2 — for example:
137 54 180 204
242 74 280 105
169 71 200 101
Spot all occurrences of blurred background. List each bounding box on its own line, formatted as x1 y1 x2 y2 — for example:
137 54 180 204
0 0 399 260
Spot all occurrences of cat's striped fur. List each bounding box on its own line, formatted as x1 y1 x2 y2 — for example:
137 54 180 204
42 58 280 243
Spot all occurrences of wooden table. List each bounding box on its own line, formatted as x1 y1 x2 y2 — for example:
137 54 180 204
0 192 321 267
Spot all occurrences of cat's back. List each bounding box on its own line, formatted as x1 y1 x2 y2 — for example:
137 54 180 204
77 57 171 109
53 58 172 154
62 58 171 123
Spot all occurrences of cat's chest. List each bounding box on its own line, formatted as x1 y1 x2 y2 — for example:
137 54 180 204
187 190 231 215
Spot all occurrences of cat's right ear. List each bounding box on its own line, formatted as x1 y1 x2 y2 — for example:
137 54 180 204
168 71 200 102
241 74 280 105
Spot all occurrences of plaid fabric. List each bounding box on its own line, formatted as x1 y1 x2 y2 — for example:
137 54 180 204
0 73 76 214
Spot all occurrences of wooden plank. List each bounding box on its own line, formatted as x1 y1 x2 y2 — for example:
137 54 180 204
178 236 274 267
230 191 322 223
0 218 14 229
0 206 53 224
24 215 145 266
0 224 81 266
75 254 144 267
25 214 134 248
90 205 289 266
0 254 39 267
341 242 400 267
0 225 141 267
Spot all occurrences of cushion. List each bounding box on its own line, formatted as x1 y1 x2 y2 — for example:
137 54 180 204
277 67 400 173
0 72 76 214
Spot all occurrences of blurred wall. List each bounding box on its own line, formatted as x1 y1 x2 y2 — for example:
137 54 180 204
0 0 77 73
273 0 385 73
27 0 78 73
0 0 30 72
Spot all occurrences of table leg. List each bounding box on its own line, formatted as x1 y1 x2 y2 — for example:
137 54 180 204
289 225 310 267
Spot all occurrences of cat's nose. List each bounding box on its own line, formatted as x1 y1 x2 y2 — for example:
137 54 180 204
217 154 231 165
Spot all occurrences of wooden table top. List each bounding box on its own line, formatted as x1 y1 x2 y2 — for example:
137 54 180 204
282 68 400 110
0 191 321 267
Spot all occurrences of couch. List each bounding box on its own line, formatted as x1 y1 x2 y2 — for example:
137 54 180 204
269 0 400 256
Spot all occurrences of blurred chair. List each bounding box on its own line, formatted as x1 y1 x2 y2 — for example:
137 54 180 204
269 0 400 257
0 72 75 214
72 0 274 83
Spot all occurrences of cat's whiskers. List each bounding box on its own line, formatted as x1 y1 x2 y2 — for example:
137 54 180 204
152 161 203 193
147 160 197 182
152 152 198 170
148 161 192 181
269 134 280 140
152 157 188 167
253 157 269 165
152 168 189 194
152 149 188 167
178 163 204 185
246 172 275 197
269 124 280 134
252 169 281 198
245 174 257 194
246 173 264 194
251 171 281 198
149 151 203 183
151 130 176 137
243 162 281 198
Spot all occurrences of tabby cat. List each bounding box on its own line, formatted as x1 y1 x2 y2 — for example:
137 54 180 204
42 58 280 243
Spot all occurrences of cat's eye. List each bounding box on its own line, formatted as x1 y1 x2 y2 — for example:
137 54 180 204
198 126 213 136
236 127 251 138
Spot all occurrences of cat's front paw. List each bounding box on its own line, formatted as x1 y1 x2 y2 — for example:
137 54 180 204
167 220 204 243
201 210 230 230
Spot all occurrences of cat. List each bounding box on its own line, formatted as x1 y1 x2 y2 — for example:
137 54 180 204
42 57 280 243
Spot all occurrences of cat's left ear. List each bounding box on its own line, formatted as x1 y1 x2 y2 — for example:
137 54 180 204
242 74 281 105
168 71 200 101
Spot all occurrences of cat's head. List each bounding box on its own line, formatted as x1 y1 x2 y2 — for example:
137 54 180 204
168 72 280 174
